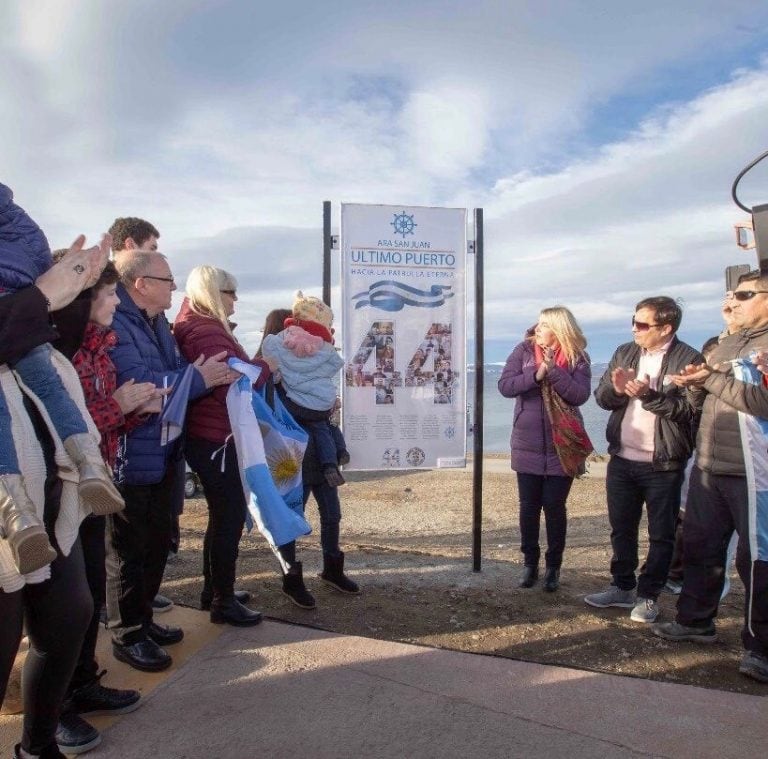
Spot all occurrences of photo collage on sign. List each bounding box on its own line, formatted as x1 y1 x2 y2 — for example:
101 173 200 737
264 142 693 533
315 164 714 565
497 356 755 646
345 321 403 405
404 323 454 404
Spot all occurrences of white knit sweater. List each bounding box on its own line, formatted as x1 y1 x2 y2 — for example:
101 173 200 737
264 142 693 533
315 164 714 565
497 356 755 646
0 349 98 592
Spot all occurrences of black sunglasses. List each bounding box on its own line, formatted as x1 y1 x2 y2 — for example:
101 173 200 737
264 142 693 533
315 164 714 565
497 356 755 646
631 317 662 331
732 290 768 301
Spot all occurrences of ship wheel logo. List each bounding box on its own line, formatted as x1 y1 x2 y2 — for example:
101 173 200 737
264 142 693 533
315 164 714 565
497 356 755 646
391 211 417 238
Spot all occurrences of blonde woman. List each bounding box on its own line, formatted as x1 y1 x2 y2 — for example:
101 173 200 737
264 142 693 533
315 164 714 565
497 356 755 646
498 306 592 592
173 265 271 626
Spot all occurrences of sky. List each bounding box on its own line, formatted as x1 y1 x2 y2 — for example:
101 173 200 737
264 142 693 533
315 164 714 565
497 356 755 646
2 1 768 362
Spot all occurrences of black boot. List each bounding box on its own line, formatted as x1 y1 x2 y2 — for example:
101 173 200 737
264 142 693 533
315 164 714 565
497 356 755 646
518 565 539 588
282 562 317 609
319 551 360 594
543 567 560 592
15 744 67 759
210 596 263 627
201 587 251 611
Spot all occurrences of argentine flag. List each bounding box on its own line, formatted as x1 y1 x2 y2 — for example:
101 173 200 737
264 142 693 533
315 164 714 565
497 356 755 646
732 359 768 634
226 358 311 547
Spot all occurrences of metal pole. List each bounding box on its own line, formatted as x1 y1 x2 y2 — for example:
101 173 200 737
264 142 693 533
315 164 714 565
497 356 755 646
323 201 332 306
472 208 484 572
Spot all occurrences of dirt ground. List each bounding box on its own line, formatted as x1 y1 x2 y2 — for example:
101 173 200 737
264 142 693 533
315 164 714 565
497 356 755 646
162 460 766 698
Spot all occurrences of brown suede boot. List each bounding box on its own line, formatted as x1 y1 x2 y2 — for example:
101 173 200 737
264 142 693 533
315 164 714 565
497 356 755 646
0 474 57 574
63 433 124 515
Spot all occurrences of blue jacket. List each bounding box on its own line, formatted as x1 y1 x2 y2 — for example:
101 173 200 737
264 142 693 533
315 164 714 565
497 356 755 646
0 183 52 292
110 283 208 485
262 331 343 411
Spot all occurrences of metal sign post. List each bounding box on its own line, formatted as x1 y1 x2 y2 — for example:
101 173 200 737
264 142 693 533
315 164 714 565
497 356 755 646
472 208 484 572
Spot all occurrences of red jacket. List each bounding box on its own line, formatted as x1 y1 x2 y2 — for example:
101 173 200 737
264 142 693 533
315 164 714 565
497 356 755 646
173 298 270 444
72 322 143 469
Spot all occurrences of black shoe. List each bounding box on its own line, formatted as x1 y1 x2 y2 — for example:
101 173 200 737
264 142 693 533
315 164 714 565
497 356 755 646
210 598 263 627
543 567 560 592
152 594 174 613
200 588 251 611
147 621 184 646
319 551 360 594
55 712 102 755
67 670 141 716
519 565 539 588
322 465 346 487
112 638 172 672
282 562 317 609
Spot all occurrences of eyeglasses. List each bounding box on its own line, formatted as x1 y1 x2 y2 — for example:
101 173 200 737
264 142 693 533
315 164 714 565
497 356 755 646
732 290 768 301
220 289 237 297
142 275 175 284
632 317 662 331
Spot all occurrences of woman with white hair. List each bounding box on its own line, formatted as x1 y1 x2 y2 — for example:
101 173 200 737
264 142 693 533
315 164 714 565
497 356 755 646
173 265 270 626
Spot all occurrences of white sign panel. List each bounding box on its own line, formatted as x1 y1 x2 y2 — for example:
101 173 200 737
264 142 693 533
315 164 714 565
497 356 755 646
341 203 467 470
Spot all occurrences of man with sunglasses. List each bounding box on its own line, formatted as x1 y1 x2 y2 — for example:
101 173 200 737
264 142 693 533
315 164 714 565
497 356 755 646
653 272 768 684
586 297 703 624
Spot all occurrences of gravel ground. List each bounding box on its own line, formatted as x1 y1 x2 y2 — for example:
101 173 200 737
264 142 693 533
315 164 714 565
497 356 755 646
161 458 766 698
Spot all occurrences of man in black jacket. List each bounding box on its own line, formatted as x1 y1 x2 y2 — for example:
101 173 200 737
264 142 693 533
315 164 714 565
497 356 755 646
585 297 702 624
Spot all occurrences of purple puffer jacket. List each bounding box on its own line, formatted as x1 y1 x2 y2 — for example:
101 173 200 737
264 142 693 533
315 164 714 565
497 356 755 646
0 183 52 292
498 339 591 476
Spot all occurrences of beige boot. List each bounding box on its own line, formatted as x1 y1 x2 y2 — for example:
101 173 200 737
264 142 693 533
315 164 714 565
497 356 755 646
63 433 125 515
0 474 57 574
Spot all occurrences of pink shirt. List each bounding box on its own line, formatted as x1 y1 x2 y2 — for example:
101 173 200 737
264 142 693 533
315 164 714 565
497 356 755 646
619 340 673 462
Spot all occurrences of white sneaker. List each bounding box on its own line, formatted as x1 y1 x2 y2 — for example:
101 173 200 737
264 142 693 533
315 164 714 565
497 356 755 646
630 597 659 623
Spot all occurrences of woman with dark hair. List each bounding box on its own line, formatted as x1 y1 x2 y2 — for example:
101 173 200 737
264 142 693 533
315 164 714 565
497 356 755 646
499 306 592 592
174 266 269 626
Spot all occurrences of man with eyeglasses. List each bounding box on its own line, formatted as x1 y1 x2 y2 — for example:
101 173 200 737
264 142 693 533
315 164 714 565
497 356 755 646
585 296 703 624
653 271 768 684
103 221 236 673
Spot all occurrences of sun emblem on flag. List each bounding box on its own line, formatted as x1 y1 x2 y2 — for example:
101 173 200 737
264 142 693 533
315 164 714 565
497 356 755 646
261 430 303 489
391 211 417 238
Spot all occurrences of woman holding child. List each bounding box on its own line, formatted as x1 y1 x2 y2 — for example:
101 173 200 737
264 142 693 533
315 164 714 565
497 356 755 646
499 306 592 592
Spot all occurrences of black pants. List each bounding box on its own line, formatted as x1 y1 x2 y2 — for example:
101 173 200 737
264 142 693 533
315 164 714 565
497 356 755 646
186 437 247 601
606 455 683 600
107 470 175 645
0 539 92 755
677 467 768 656
68 515 106 691
276 480 343 569
516 472 573 568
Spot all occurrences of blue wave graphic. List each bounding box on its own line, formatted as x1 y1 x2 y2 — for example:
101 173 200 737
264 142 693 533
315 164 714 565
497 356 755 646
352 281 454 311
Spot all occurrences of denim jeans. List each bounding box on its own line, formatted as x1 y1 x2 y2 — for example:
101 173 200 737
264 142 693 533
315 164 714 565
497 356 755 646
516 472 573 568
12 343 87 441
606 455 683 599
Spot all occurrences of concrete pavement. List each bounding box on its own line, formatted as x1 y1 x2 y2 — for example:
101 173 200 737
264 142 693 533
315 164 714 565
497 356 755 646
3 605 762 759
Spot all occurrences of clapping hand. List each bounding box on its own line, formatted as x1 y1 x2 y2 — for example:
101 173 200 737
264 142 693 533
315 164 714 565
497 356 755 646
668 363 713 387
611 367 636 395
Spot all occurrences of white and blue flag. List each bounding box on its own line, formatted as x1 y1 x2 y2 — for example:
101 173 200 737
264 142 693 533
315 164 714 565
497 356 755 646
732 358 768 634
226 358 311 547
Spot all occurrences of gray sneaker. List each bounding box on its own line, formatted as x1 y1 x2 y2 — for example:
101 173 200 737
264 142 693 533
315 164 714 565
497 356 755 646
152 594 174 613
663 579 683 595
630 597 659 623
651 620 717 643
584 586 636 609
739 651 768 683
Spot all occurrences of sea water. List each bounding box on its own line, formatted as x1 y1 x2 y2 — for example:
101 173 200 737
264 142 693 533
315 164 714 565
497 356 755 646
468 363 610 454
